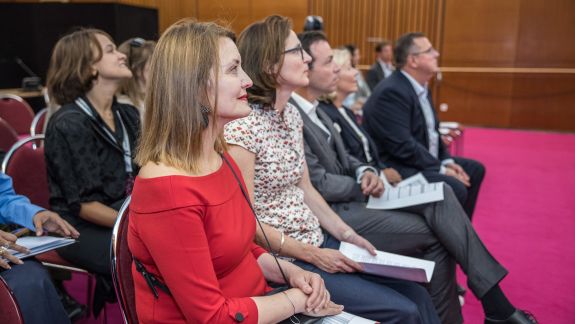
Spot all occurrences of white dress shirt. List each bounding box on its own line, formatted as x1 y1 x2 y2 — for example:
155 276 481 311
400 70 453 173
378 59 394 78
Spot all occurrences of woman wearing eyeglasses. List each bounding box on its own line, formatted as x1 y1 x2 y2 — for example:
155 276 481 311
117 37 156 115
224 15 439 324
45 28 140 313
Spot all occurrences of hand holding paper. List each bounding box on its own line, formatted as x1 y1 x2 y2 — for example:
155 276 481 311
339 242 435 283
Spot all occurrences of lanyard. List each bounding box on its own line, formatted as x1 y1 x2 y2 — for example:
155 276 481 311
75 97 133 174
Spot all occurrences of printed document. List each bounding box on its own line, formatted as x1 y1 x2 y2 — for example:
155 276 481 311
6 236 76 259
321 311 379 323
367 173 444 210
339 242 435 283
389 173 428 188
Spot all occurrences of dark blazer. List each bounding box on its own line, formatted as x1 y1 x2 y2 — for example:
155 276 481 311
288 98 366 203
366 62 384 91
317 101 387 170
362 70 451 176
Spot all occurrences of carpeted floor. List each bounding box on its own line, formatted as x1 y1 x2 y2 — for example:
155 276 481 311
456 127 575 324
67 127 575 323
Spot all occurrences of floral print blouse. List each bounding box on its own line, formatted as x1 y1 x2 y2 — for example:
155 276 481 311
224 102 324 247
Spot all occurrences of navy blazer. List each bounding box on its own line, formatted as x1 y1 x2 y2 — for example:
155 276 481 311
317 101 387 170
362 70 451 176
366 62 384 91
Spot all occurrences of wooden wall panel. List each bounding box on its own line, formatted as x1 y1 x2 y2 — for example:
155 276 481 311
251 0 308 32
197 0 252 33
197 0 307 35
155 0 197 33
510 74 575 131
441 0 521 67
515 0 575 68
436 72 514 128
436 0 575 132
310 0 443 68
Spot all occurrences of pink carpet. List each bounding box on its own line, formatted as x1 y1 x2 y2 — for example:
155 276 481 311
65 127 575 323
457 127 575 324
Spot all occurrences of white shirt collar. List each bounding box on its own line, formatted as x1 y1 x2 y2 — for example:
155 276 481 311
400 70 428 98
291 92 317 116
378 58 392 68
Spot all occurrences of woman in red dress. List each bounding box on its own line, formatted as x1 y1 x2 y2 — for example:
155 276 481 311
128 19 342 323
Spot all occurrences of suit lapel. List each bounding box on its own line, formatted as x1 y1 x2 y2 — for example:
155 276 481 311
291 98 347 172
377 63 384 80
317 108 350 170
340 108 364 145
396 72 431 148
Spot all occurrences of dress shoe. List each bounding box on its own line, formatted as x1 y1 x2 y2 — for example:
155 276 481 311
485 309 538 324
56 284 87 322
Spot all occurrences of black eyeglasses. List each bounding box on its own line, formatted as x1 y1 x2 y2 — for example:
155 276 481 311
128 37 145 67
283 44 305 61
410 46 437 56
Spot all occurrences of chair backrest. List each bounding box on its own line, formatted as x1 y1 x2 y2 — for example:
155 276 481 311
1 135 50 209
0 94 35 135
0 276 25 324
111 196 138 324
30 108 48 136
0 117 19 153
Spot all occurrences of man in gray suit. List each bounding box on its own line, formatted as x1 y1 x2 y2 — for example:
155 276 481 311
292 31 536 324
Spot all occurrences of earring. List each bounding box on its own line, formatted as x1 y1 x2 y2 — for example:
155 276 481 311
200 105 211 128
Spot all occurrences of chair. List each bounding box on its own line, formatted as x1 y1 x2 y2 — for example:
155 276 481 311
0 118 19 153
1 135 99 320
30 108 48 136
0 94 35 136
0 275 25 324
1 135 49 209
111 196 138 324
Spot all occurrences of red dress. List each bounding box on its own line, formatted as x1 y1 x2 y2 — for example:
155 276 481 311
128 154 270 323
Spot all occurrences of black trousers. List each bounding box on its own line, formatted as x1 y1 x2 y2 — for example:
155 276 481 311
422 157 485 220
57 220 112 275
332 185 507 324
56 219 115 315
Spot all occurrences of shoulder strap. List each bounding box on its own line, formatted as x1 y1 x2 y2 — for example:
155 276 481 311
221 154 291 286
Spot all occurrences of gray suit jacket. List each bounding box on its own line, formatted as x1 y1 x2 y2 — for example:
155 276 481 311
289 98 366 203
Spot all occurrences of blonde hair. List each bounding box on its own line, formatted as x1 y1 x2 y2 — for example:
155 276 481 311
333 48 352 68
118 38 156 109
135 18 234 173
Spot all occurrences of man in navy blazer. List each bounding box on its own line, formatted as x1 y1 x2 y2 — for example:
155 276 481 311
363 32 485 219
